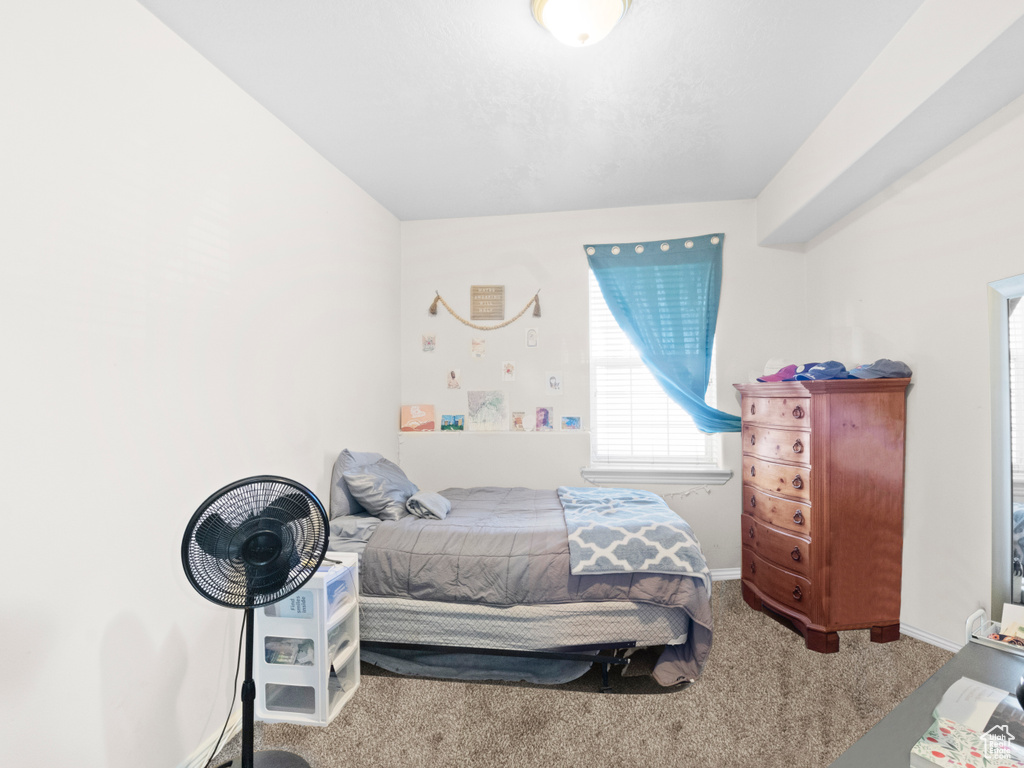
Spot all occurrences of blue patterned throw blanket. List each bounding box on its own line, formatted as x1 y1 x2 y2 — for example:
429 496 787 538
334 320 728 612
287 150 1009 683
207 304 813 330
557 486 711 590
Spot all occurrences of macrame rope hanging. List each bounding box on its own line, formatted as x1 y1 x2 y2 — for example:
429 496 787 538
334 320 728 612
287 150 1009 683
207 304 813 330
429 290 541 331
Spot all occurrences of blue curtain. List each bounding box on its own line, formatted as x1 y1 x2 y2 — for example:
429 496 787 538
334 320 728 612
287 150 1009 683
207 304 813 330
586 233 741 433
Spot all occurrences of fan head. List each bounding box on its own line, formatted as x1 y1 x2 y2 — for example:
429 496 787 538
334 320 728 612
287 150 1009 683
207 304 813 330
181 476 329 609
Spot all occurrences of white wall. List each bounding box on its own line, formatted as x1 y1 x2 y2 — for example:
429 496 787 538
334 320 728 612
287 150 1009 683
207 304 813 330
399 201 809 570
0 2 400 766
802 93 1024 644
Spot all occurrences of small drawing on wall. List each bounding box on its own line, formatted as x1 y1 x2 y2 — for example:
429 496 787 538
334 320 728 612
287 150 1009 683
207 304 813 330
472 337 486 358
511 411 526 431
502 361 516 381
467 390 507 431
422 334 436 352
561 416 581 431
526 328 538 348
400 404 435 432
536 407 553 431
441 414 465 431
546 371 563 394
447 369 462 389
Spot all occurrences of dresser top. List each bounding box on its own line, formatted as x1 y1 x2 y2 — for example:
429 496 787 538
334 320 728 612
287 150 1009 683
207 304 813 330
733 378 911 396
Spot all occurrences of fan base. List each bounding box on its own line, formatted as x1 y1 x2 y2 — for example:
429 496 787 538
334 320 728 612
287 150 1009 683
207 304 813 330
215 750 311 768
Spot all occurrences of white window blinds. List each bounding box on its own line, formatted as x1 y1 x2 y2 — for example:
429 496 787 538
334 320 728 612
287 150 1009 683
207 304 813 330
589 270 719 467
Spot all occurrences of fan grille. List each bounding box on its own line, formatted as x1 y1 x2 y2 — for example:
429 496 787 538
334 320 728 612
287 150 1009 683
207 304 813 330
182 476 328 609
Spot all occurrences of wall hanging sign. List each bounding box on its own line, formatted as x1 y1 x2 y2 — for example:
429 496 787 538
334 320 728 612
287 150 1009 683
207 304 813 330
470 285 505 321
429 289 540 330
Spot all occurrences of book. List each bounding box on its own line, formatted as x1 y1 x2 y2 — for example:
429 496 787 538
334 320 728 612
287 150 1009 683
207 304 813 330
400 404 435 431
911 677 1024 767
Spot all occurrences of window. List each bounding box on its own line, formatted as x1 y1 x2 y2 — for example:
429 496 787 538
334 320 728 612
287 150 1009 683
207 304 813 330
586 270 727 484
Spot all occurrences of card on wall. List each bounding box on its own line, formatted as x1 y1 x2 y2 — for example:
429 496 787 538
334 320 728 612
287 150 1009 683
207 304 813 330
502 361 516 381
536 407 553 431
546 371 563 394
467 390 507 431
446 369 461 389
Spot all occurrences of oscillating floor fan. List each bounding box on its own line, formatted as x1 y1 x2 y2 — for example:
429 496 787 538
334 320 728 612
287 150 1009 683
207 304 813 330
182 475 329 768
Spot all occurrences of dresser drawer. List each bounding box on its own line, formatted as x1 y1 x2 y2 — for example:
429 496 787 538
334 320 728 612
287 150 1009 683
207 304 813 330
741 513 810 577
741 396 811 429
742 456 811 502
743 423 810 466
742 547 813 617
743 485 812 536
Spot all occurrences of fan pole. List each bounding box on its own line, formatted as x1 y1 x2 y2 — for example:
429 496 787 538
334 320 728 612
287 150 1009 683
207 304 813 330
242 607 255 768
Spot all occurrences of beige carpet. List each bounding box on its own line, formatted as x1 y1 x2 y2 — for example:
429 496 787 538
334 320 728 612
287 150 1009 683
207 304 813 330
215 580 952 768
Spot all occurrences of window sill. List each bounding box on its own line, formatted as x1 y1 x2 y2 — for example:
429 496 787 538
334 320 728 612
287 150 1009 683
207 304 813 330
580 466 733 486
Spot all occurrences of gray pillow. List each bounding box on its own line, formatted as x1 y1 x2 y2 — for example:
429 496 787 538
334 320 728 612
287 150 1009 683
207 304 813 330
330 449 386 518
342 462 419 521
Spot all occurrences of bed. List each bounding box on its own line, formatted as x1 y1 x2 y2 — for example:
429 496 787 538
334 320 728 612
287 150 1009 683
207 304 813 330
325 450 713 688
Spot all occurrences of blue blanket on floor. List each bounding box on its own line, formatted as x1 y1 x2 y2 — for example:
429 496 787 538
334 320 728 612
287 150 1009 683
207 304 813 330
557 486 710 589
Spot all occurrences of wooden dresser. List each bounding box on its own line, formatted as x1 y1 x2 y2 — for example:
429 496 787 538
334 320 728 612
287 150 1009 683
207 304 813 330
733 378 910 653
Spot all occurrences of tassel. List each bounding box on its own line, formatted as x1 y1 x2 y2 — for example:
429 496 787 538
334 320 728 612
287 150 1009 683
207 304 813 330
429 293 440 315
532 292 541 317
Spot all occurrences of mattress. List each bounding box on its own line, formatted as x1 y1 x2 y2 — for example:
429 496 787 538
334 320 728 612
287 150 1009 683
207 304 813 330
359 595 689 650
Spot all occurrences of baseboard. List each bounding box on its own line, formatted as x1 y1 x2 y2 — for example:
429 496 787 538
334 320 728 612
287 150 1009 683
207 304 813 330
900 622 964 653
710 569 963 653
178 711 242 768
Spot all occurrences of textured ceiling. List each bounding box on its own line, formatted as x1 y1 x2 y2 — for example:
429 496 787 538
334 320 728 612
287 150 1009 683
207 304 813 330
137 0 925 221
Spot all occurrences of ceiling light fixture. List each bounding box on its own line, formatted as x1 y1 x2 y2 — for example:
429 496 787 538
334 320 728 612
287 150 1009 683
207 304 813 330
531 0 632 47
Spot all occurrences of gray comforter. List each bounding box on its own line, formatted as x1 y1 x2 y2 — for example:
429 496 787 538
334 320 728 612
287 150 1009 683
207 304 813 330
360 486 713 685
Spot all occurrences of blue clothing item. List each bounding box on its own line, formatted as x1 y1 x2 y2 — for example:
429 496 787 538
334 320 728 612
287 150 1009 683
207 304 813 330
586 234 740 433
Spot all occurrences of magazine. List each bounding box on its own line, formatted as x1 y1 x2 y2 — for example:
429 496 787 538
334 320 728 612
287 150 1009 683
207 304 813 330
911 677 1024 767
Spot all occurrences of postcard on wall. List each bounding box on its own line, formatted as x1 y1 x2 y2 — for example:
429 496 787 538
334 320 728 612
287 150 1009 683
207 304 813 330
511 411 526 431
502 361 516 381
441 414 465 431
400 404 435 432
471 337 486 358
526 328 538 348
446 369 462 389
546 371 563 394
536 407 553 431
467 390 507 431
422 334 436 352
561 416 581 431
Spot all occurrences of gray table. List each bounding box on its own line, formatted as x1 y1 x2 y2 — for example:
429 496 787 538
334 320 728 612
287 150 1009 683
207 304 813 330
831 641 1024 766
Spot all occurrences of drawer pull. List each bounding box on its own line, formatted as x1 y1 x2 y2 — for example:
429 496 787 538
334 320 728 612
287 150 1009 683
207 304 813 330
750 495 757 508
750 434 756 446
792 474 803 490
748 526 755 539
750 403 756 415
792 585 803 601
750 561 756 574
793 510 804 525
792 439 803 454
750 466 756 477
791 546 801 562
792 405 805 419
